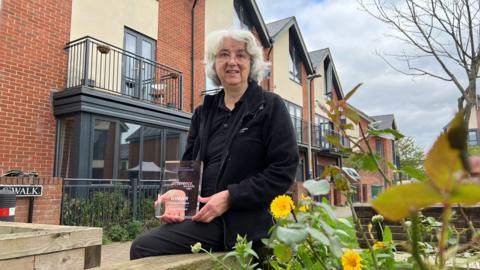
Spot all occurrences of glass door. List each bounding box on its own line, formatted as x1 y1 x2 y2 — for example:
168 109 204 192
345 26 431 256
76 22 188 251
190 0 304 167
123 29 156 100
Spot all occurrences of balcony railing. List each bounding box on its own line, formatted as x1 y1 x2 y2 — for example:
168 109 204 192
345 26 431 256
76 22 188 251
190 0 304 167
290 116 309 145
65 36 183 110
311 124 350 152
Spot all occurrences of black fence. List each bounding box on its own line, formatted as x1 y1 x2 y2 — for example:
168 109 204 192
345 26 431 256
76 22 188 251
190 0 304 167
60 178 160 228
65 36 183 110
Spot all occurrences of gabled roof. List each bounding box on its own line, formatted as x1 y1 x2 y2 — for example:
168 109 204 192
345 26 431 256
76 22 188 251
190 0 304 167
308 48 329 69
309 48 344 99
242 0 272 48
266 17 315 75
265 17 292 38
372 114 397 130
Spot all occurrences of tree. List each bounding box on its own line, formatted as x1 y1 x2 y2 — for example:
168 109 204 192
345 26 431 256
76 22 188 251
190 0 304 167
359 0 480 125
397 136 425 170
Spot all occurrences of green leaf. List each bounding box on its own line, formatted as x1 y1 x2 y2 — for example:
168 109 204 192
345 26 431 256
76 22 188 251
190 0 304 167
360 154 378 171
383 226 392 242
319 219 335 235
316 202 336 220
344 83 363 101
368 128 404 140
306 227 329 245
371 182 442 221
343 106 361 124
326 134 342 149
424 130 463 191
399 166 427 181
449 184 480 205
276 226 308 246
337 218 353 228
273 243 292 264
303 179 330 196
335 229 350 239
328 236 343 258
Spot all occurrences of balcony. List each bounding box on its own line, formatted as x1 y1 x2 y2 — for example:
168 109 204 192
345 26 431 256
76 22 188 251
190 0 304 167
311 124 350 153
291 116 309 145
65 36 183 110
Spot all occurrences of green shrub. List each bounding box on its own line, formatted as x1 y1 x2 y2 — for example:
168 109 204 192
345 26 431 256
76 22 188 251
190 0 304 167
126 220 143 240
107 224 130 242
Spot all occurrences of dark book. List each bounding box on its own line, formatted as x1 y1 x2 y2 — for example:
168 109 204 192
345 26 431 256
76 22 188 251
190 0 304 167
155 160 203 219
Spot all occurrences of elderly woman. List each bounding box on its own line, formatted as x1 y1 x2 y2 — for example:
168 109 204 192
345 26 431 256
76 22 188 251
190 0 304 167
130 29 298 259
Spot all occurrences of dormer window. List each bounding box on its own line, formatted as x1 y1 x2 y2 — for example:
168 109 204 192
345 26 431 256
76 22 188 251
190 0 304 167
234 0 253 30
324 58 333 100
289 34 302 83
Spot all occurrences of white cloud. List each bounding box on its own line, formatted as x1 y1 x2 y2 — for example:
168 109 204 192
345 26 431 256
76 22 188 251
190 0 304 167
257 0 461 150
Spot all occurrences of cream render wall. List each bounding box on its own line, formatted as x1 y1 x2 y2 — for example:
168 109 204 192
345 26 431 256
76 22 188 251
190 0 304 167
272 30 303 106
313 65 329 118
205 0 235 35
70 0 158 47
469 107 478 129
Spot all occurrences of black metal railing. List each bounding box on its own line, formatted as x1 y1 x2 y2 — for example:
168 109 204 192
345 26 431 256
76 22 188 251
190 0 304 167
311 124 350 152
290 116 309 145
60 178 161 228
65 36 183 110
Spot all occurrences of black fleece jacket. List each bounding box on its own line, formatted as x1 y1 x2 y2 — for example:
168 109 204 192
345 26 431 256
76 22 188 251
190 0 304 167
182 82 299 248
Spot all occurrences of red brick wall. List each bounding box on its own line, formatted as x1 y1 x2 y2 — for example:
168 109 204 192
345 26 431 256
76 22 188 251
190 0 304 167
157 0 205 112
0 0 72 176
0 177 63 224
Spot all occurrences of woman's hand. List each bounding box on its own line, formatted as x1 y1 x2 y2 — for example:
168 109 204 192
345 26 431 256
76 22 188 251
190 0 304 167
156 189 187 223
192 190 230 223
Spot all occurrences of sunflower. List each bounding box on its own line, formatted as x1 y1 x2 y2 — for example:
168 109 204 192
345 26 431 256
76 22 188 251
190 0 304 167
270 195 295 219
341 250 361 270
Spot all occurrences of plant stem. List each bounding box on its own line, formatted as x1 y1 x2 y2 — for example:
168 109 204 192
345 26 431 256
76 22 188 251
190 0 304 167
411 212 429 270
359 125 391 185
347 196 379 270
438 203 452 269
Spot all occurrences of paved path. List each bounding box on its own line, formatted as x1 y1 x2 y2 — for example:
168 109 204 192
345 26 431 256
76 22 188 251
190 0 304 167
101 241 132 267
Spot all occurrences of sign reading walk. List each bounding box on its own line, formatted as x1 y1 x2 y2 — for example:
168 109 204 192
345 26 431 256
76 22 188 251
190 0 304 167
0 185 43 197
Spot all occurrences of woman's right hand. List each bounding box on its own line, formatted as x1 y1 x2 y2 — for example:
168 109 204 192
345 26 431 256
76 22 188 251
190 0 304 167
155 189 187 223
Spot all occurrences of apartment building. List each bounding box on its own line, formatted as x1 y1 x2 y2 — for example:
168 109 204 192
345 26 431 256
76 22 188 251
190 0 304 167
0 0 205 180
349 106 400 202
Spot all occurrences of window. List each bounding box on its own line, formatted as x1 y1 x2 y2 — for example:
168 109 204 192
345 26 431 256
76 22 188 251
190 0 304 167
57 117 77 178
371 185 383 199
118 122 141 179
468 129 479 146
324 59 333 100
289 34 302 83
285 100 303 142
375 138 384 157
92 120 116 179
314 114 331 148
234 0 253 30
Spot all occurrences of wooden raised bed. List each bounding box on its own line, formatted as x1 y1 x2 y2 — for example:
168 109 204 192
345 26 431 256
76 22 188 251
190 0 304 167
0 222 102 270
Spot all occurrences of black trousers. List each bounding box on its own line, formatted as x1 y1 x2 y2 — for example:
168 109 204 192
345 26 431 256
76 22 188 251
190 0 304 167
130 218 226 260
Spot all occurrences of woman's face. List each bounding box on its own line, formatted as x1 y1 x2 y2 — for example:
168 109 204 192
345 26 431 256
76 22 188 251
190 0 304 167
215 38 251 90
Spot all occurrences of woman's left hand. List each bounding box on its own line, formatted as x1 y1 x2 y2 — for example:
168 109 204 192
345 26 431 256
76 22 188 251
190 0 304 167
192 190 230 223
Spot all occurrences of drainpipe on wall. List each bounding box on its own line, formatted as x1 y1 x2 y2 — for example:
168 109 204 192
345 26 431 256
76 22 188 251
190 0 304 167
191 0 199 112
306 73 322 179
266 39 274 91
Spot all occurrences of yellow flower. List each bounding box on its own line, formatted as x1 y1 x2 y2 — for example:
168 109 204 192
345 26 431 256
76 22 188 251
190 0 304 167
373 241 385 250
270 195 295 219
341 250 361 270
298 194 311 212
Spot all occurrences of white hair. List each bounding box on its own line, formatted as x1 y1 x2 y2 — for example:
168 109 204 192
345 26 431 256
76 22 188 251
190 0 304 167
205 29 270 86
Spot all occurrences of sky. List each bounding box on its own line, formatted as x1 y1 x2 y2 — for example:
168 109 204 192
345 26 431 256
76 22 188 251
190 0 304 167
256 0 461 151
